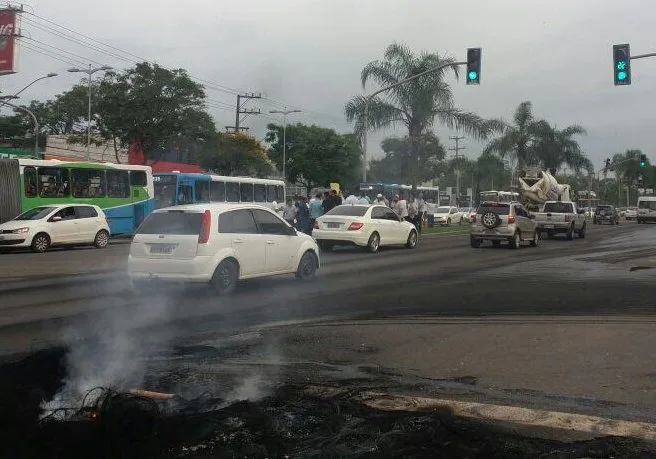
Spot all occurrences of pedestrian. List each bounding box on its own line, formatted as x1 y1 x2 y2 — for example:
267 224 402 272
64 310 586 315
283 198 297 227
321 191 333 214
374 193 387 206
358 191 371 205
309 193 323 231
296 196 310 234
332 189 343 206
393 194 408 220
344 191 360 205
407 195 419 227
416 193 427 234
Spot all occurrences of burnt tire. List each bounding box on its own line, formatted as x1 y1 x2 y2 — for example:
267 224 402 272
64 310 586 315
94 230 109 248
508 231 520 249
481 212 501 229
405 230 418 249
31 233 50 253
296 251 318 280
366 232 380 253
211 259 239 295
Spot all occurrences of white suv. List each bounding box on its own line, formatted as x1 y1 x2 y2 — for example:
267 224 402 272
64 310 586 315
128 203 320 295
470 201 539 249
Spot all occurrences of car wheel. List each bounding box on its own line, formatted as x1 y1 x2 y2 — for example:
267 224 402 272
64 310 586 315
470 236 480 248
615 218 620 225
366 232 380 253
447 218 451 226
94 229 110 248
578 222 586 239
211 259 239 295
508 231 520 249
405 230 418 249
318 241 333 252
530 230 539 247
566 225 574 240
296 251 318 280
31 233 50 253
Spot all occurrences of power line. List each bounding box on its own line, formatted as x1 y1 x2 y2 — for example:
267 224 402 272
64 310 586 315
16 40 80 67
21 35 103 66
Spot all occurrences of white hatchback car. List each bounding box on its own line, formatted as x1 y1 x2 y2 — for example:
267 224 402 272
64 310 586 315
0 204 110 252
128 203 320 295
312 204 418 253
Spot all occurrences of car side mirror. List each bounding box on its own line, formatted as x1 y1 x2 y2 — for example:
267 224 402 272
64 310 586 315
51 216 62 222
286 225 297 236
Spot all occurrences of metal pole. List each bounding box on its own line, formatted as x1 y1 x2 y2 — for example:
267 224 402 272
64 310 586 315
282 113 287 183
87 64 92 160
360 60 467 183
630 52 656 60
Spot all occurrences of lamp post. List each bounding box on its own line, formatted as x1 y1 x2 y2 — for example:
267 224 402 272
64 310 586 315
67 64 113 160
11 73 58 98
269 108 302 182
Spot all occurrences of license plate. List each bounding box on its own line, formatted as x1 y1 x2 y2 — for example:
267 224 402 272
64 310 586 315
150 244 175 254
543 224 554 229
326 222 341 229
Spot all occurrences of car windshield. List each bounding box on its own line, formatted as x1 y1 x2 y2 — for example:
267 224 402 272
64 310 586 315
543 202 574 213
14 207 56 221
478 203 510 215
435 207 450 214
597 206 612 211
325 205 368 217
137 211 203 235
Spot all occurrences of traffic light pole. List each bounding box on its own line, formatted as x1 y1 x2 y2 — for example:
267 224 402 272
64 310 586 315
630 52 656 60
361 60 467 182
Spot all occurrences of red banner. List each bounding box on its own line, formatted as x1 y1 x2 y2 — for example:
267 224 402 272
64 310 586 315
0 9 17 75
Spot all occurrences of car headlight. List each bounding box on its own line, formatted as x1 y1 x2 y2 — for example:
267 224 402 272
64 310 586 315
12 227 29 234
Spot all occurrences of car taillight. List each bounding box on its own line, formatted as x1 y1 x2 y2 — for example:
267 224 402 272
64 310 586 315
198 210 211 244
314 221 320 229
347 222 364 231
564 214 570 222
507 215 516 224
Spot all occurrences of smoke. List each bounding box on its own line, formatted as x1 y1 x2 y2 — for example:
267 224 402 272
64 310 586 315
42 294 175 414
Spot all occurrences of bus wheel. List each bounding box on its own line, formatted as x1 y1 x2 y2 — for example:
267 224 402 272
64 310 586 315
31 233 51 253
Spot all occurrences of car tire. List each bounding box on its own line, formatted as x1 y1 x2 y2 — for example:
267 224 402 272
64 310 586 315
615 218 620 225
405 230 418 249
211 259 239 295
31 233 50 253
296 251 318 280
530 230 539 247
366 232 380 253
94 230 110 248
318 241 333 252
481 212 501 229
470 236 480 248
578 222 586 239
508 231 520 249
566 225 574 240
447 218 451 226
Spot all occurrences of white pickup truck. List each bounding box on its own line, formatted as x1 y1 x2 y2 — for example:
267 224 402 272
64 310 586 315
534 201 587 240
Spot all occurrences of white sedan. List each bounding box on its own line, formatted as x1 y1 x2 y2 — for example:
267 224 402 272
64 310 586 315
0 204 110 252
313 204 418 253
433 206 465 226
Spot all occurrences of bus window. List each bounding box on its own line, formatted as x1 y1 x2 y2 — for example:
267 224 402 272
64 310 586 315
154 175 177 209
240 183 254 202
177 184 192 204
130 170 147 187
226 182 240 202
38 167 70 198
210 181 225 202
276 185 284 202
266 185 277 202
24 166 37 197
72 169 106 198
254 184 266 202
106 170 130 198
195 180 210 202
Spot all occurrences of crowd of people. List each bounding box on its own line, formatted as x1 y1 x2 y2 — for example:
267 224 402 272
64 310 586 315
282 188 429 235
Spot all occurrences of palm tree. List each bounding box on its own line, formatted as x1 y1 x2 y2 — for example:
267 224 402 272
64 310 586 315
446 153 508 199
345 43 500 186
531 121 590 174
483 101 538 172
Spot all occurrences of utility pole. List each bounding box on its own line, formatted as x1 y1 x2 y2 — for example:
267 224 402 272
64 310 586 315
226 93 261 133
449 136 465 205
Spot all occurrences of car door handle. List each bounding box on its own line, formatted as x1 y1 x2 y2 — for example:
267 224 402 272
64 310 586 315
233 239 244 244
266 241 275 245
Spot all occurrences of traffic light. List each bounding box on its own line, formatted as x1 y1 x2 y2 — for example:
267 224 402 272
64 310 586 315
613 44 631 85
466 48 481 85
640 154 647 167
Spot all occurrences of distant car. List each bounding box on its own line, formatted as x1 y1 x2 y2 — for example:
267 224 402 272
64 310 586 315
625 207 638 220
470 201 539 249
459 207 475 223
312 204 418 253
593 205 619 225
0 204 110 253
128 203 319 295
433 206 464 226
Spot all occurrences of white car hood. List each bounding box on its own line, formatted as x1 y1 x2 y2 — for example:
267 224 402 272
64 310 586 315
0 220 36 231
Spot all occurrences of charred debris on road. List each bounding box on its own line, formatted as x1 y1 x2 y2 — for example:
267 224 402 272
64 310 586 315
1 347 655 459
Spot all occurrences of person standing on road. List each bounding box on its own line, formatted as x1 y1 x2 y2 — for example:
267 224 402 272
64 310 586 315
407 195 419 227
296 196 310 234
344 191 360 205
332 189 343 206
358 191 371 205
374 193 387 206
416 193 427 234
283 198 297 227
309 193 323 231
393 195 408 219
321 191 333 214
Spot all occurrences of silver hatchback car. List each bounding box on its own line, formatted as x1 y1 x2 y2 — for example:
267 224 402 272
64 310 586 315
470 201 539 249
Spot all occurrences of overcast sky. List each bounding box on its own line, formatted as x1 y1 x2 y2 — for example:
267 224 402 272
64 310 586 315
2 0 656 168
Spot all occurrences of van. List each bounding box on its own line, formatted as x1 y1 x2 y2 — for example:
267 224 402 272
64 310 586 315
637 196 656 223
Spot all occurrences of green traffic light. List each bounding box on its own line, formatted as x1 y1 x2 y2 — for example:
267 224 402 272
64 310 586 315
617 71 627 81
468 71 478 81
617 61 626 70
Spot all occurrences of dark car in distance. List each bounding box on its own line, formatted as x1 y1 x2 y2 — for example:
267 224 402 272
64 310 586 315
593 205 619 225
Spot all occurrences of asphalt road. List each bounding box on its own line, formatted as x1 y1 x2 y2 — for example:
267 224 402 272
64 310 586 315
3 221 656 425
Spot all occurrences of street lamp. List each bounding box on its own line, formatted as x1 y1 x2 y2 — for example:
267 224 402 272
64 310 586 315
10 73 58 98
68 64 113 160
269 108 302 182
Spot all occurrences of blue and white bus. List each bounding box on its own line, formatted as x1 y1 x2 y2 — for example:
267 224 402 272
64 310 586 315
153 173 286 211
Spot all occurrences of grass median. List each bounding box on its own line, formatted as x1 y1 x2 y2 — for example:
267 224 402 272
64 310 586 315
421 224 470 235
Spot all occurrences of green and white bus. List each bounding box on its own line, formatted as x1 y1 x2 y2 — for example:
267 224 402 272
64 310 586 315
0 158 154 235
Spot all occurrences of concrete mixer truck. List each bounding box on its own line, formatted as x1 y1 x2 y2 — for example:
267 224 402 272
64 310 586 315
518 168 572 211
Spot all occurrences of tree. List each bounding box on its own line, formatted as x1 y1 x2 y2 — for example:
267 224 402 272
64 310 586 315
27 84 89 135
199 132 273 176
369 133 446 184
530 121 590 174
445 153 508 199
265 123 361 193
95 62 216 161
344 43 500 187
